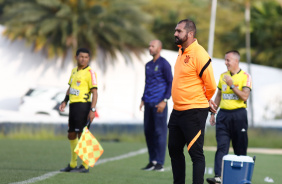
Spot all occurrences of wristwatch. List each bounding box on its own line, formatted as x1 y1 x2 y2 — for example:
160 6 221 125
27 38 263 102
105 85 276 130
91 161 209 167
91 107 96 112
230 84 235 89
163 98 168 103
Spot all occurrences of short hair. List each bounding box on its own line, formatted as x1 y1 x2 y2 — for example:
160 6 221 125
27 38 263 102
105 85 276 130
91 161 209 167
225 50 240 61
177 19 196 37
151 39 163 49
76 48 90 57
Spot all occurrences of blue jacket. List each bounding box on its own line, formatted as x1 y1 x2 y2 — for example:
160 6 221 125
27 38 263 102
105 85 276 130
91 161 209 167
142 56 173 103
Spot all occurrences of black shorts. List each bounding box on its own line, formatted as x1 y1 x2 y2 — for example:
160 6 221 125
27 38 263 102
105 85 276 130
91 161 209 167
68 102 91 133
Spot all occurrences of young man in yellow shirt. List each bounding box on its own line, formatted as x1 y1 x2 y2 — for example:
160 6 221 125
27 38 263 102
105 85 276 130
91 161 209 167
207 50 252 184
59 48 98 173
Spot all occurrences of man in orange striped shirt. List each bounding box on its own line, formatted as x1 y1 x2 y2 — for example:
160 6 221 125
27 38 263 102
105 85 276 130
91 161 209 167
168 19 217 184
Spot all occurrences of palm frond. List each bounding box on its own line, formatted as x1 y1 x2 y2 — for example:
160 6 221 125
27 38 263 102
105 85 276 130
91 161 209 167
1 0 153 71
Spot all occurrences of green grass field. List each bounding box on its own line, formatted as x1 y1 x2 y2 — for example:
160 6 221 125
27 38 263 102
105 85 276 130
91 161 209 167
0 139 281 184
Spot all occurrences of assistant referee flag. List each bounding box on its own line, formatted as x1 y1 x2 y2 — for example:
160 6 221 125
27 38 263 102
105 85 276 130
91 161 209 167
74 126 104 167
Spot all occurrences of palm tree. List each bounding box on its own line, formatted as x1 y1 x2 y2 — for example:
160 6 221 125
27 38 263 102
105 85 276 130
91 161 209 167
0 0 153 71
219 0 282 68
250 1 282 68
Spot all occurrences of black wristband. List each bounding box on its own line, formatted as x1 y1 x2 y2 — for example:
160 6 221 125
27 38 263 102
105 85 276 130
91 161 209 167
62 95 69 104
210 112 216 115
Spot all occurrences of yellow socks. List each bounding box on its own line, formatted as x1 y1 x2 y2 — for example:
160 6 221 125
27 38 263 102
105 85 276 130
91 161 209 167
69 138 78 168
82 162 89 169
69 138 89 169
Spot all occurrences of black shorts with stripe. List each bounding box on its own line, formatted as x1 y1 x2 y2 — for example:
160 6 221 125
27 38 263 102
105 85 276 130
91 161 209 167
68 102 91 133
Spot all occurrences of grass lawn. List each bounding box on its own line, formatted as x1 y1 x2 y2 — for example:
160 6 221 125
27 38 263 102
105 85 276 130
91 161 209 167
0 139 281 184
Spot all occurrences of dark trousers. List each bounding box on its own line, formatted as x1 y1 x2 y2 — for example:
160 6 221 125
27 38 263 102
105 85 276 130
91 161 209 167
168 108 209 184
144 102 168 165
69 102 91 132
214 108 248 176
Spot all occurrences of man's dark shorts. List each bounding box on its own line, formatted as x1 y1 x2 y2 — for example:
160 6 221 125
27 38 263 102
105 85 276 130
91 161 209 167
68 102 91 133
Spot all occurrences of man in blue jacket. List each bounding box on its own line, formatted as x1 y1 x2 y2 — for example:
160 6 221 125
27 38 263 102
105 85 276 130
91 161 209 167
140 40 173 171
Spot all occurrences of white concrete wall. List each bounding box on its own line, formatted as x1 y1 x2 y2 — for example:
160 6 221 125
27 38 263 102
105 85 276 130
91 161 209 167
0 25 149 122
1 25 282 126
161 50 282 126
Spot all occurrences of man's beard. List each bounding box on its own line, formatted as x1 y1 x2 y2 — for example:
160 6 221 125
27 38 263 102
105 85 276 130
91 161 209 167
149 50 155 56
174 35 188 45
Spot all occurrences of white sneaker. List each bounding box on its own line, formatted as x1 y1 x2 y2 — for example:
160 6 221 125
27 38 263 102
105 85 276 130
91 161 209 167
206 176 221 184
141 161 156 171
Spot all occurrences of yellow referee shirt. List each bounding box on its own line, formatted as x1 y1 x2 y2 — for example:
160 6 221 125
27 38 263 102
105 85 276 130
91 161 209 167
68 66 98 104
218 69 252 110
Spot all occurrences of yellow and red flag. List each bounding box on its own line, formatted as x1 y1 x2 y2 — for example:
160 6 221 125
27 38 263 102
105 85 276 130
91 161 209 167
74 126 104 167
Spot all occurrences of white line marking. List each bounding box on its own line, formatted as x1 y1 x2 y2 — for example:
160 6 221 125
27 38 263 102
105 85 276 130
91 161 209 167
163 166 171 172
9 148 147 184
9 171 60 184
95 148 147 165
204 146 282 155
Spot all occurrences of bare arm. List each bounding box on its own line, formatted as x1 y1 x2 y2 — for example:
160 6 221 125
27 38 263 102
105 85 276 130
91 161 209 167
210 89 221 126
155 100 167 113
59 87 70 112
224 75 251 101
139 100 144 111
214 89 222 110
88 88 98 123
232 87 251 102
91 88 98 109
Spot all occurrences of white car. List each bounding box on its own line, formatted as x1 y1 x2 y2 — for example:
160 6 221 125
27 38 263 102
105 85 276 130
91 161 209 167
19 87 69 116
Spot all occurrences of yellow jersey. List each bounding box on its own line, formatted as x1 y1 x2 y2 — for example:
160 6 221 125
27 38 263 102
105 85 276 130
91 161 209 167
218 69 252 110
68 66 98 104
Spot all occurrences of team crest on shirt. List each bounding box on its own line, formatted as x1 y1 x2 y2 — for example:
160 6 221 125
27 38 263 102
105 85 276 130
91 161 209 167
154 65 159 71
184 55 190 63
222 84 227 91
77 80 81 86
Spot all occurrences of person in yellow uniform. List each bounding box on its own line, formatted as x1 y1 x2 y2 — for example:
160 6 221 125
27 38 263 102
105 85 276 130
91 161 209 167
207 50 252 184
59 48 98 173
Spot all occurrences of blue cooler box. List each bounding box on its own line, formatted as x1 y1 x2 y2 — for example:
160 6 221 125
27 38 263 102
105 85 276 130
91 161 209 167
221 155 255 184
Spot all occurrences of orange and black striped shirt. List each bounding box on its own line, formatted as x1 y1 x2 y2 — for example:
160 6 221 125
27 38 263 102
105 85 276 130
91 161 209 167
171 39 216 111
